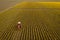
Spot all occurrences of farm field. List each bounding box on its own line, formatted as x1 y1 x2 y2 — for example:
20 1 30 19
0 2 60 40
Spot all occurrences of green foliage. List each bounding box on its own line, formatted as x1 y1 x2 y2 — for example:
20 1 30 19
0 2 60 40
